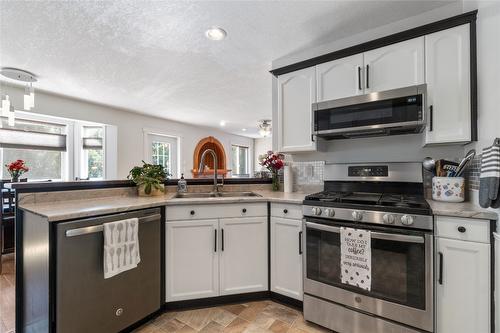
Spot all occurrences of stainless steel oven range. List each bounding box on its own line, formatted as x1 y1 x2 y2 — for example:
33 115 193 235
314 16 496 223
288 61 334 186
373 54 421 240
302 163 434 333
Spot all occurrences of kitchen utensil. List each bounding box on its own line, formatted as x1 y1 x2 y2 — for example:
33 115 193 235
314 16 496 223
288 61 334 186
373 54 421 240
436 159 459 177
454 149 476 177
422 157 436 173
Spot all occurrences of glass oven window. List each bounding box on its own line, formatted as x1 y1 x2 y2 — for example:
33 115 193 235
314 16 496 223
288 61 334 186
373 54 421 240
315 95 422 132
306 226 426 309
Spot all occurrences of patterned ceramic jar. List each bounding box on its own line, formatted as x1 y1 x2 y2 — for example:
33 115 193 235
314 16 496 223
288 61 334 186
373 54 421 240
432 177 465 202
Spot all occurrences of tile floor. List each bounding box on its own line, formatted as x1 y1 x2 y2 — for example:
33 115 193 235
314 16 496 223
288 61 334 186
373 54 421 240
134 301 332 333
0 254 331 333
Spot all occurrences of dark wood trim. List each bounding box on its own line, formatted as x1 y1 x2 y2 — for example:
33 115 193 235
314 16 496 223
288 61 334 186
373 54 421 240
270 292 303 311
7 178 271 193
270 10 478 76
470 19 478 141
164 291 270 311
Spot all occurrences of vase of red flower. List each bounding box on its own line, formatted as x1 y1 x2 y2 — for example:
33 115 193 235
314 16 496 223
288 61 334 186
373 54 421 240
259 151 285 191
5 159 29 182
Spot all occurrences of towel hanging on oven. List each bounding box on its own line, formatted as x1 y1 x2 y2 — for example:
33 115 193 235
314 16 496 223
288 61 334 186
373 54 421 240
479 139 500 208
340 227 372 291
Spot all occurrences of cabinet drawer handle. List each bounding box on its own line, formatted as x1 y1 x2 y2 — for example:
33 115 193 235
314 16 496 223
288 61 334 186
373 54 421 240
283 209 288 214
214 229 217 252
429 105 433 132
438 252 444 285
299 231 303 255
190 210 195 216
366 64 370 89
242 208 247 213
221 228 225 251
457 226 466 233
357 66 362 90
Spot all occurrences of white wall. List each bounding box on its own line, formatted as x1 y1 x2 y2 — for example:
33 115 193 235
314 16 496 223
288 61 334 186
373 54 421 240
254 136 272 171
463 1 500 215
1 84 254 179
271 1 469 164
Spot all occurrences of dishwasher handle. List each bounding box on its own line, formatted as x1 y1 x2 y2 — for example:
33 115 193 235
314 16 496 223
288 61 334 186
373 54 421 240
65 213 161 237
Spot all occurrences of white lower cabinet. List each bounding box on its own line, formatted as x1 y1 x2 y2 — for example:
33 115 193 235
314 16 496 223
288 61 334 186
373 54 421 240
435 217 490 333
165 204 268 302
166 219 219 302
271 217 303 300
219 217 268 295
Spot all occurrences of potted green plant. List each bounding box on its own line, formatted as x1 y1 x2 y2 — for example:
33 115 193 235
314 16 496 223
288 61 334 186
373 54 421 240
127 161 168 196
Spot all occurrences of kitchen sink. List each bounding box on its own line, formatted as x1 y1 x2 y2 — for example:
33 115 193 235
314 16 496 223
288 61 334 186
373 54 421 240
217 191 262 197
173 191 262 199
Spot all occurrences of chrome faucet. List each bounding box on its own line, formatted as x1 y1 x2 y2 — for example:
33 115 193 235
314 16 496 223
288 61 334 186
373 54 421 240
198 149 223 192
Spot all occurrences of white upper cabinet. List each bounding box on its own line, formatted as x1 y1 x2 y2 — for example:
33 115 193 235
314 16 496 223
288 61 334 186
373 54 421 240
425 24 471 145
219 217 268 295
363 37 425 93
316 54 364 102
277 66 316 152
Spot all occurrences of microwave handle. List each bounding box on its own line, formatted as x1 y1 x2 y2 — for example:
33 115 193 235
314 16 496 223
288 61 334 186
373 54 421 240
305 221 425 244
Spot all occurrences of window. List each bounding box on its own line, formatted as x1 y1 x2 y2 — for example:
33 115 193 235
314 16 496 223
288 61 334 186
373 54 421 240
145 133 178 178
152 141 171 172
0 116 67 180
80 126 105 180
0 111 115 181
231 145 249 177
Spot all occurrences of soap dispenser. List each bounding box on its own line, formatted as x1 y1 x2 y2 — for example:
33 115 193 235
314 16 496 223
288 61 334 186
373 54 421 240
177 173 187 193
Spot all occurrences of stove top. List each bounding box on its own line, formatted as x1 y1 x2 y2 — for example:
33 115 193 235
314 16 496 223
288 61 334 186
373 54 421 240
304 190 431 215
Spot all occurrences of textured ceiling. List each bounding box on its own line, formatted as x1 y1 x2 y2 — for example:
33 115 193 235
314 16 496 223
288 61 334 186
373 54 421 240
0 1 452 137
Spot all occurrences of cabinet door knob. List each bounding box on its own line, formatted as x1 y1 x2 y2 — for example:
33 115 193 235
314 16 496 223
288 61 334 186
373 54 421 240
242 208 247 213
190 210 195 215
283 209 288 214
458 226 466 233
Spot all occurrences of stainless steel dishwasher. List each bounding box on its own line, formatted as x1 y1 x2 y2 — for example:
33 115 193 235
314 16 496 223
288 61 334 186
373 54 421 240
55 208 161 333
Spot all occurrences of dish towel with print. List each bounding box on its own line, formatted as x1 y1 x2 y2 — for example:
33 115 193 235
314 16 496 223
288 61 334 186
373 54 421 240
103 218 141 279
479 144 500 208
340 227 371 291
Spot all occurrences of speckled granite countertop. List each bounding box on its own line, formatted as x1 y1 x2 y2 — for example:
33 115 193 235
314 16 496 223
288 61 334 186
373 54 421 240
19 189 498 222
19 190 309 222
426 199 498 220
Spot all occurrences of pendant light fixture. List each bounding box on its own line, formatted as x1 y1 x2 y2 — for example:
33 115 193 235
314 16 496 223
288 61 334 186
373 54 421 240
258 119 272 137
0 67 38 126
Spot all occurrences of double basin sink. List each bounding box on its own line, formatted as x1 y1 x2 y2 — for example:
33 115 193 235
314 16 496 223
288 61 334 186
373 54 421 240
174 191 262 199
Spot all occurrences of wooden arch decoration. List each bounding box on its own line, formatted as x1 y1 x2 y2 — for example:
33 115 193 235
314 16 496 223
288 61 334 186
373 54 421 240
192 136 228 177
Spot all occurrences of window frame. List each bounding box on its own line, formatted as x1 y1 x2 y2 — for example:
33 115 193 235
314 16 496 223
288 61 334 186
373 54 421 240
0 110 114 181
231 144 250 177
143 128 181 179
76 123 107 180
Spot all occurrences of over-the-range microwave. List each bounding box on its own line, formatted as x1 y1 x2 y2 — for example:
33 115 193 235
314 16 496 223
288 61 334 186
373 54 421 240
312 84 427 140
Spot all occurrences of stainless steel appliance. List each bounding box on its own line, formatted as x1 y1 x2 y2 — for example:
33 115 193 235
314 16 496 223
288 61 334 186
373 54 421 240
302 163 433 333
312 85 426 139
55 208 161 333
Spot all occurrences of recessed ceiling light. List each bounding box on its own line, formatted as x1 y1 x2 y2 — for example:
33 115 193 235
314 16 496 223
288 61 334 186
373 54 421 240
205 27 227 41
242 128 247 132
220 120 226 127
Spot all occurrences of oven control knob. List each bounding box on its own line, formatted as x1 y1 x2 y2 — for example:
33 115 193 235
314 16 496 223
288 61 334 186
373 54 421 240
352 211 363 221
401 215 414 226
383 214 395 224
311 207 322 216
324 208 335 217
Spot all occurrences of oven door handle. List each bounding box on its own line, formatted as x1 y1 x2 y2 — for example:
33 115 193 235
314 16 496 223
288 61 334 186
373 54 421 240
305 221 425 244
